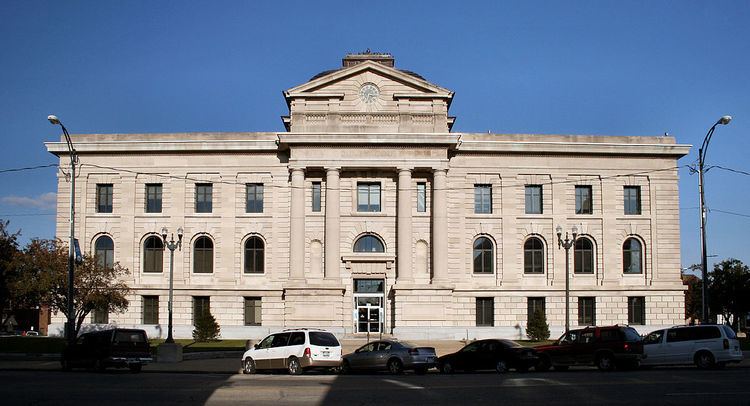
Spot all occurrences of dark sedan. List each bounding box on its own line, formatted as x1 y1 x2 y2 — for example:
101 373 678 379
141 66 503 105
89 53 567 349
341 340 437 374
438 339 538 374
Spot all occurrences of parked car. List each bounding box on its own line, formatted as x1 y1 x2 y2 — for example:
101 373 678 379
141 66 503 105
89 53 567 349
641 324 743 369
438 339 539 374
535 325 643 371
341 339 437 374
61 328 152 372
241 328 342 375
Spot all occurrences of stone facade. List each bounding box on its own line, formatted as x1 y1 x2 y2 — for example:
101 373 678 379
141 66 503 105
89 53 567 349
46 53 690 340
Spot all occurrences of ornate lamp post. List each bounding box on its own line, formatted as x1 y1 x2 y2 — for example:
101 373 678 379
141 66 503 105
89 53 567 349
697 115 732 324
47 115 78 344
556 225 578 333
160 227 183 343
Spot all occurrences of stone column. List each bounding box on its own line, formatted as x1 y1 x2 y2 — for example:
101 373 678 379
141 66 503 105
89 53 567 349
432 168 449 282
397 168 413 282
324 167 341 280
290 167 305 280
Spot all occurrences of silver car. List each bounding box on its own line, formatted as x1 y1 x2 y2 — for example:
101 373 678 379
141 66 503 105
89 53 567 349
341 340 437 374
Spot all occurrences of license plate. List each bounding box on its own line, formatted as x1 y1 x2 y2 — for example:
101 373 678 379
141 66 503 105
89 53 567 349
322 351 330 357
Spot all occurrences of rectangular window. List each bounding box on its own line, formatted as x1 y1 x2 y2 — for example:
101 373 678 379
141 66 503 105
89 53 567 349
525 185 543 214
578 297 596 326
193 296 210 324
474 184 492 214
244 297 262 326
195 183 213 213
96 184 113 213
527 297 546 324
245 183 264 213
92 308 108 324
312 182 321 212
142 296 159 324
628 296 646 325
145 184 162 213
357 182 381 212
416 182 426 213
476 297 494 327
624 186 641 215
575 185 593 214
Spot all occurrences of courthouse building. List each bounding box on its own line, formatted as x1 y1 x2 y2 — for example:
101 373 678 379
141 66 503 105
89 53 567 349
46 53 690 339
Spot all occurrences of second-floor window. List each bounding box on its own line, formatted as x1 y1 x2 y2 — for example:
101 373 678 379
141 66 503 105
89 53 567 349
525 185 543 214
195 183 213 213
145 184 162 213
357 182 381 212
312 182 321 212
417 182 426 212
575 185 593 214
96 184 113 213
624 186 641 215
474 184 492 214
246 183 264 213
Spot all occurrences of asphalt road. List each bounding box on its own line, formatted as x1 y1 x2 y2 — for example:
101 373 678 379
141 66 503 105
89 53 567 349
2 367 749 405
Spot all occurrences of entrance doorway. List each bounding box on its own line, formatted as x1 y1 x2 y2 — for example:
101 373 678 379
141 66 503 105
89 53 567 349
353 279 384 334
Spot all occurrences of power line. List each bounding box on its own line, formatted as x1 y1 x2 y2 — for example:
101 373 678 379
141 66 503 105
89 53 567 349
712 165 750 177
0 164 58 174
709 208 750 219
0 213 56 217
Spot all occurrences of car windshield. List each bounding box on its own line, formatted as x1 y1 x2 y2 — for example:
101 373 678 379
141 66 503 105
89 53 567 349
398 341 418 348
643 330 664 345
114 331 145 343
499 339 522 348
623 328 642 342
309 332 340 347
722 326 737 339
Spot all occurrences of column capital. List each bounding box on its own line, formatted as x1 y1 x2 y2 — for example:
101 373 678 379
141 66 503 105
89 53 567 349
397 167 414 173
324 166 341 174
289 166 306 174
432 167 448 175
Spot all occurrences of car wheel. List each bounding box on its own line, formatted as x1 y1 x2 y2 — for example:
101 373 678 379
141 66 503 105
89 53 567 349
242 358 256 374
387 358 404 375
341 360 351 375
694 351 715 370
495 359 509 374
553 365 569 372
287 357 303 375
128 364 142 373
440 361 454 374
535 356 551 372
596 353 615 372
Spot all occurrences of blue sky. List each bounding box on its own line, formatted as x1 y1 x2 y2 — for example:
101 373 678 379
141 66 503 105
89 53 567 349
1 1 748 269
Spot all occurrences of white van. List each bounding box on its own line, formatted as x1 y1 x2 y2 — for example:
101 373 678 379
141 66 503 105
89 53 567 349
241 328 342 375
642 325 743 369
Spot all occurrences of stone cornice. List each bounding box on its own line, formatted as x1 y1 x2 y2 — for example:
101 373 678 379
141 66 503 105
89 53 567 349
278 133 460 146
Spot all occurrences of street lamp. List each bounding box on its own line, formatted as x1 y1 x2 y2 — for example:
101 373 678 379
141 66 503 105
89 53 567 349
161 227 183 343
556 225 578 333
48 115 78 345
697 115 732 324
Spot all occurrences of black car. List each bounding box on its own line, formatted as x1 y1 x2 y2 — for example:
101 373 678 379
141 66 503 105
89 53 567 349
438 339 539 374
62 328 152 372
534 325 643 371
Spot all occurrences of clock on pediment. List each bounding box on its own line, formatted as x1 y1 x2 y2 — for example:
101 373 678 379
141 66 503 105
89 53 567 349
359 83 380 104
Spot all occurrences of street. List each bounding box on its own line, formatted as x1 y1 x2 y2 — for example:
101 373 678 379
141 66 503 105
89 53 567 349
1 366 748 405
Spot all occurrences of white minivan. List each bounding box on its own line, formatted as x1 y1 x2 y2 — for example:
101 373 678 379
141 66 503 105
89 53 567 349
241 328 342 375
642 325 743 369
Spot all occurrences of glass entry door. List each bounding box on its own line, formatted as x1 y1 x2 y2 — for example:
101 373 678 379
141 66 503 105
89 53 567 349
353 279 385 334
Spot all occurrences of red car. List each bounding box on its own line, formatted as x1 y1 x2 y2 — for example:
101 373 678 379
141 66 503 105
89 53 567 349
535 325 643 371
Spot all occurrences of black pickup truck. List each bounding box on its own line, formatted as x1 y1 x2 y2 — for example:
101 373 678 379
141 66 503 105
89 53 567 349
62 328 152 372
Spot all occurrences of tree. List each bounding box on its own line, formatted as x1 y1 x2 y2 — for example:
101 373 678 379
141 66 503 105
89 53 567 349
0 220 21 331
708 258 750 329
682 270 702 323
193 311 221 342
19 239 131 338
526 308 550 341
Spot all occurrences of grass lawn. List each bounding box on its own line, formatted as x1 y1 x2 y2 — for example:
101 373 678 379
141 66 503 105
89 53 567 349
0 337 67 353
149 339 247 353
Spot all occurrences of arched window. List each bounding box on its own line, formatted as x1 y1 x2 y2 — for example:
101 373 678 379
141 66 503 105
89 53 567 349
473 237 493 274
245 236 264 274
95 235 114 269
193 236 214 274
524 237 544 274
574 237 594 274
143 236 163 273
623 238 643 274
353 235 385 253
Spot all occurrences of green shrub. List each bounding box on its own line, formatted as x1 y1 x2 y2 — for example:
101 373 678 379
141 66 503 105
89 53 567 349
192 312 221 342
526 308 550 341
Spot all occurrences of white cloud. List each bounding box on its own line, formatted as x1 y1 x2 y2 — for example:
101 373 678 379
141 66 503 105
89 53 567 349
0 192 57 209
